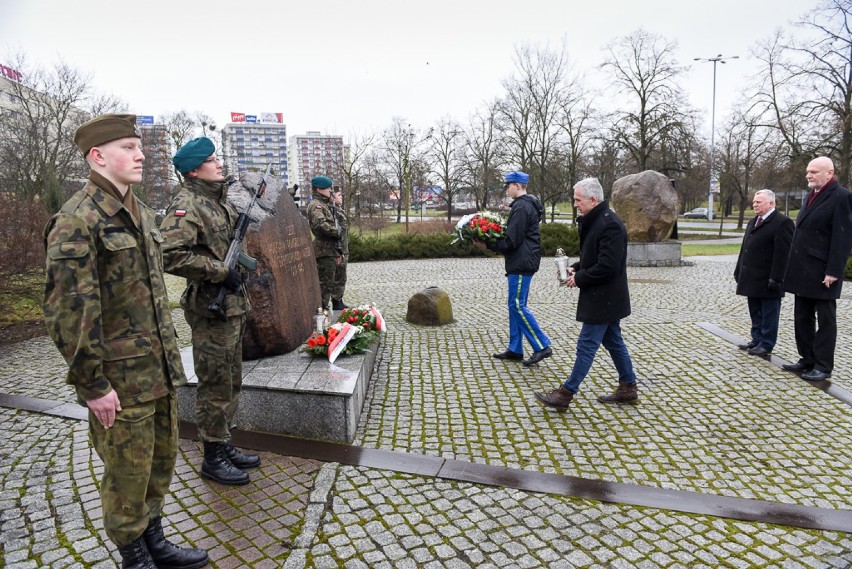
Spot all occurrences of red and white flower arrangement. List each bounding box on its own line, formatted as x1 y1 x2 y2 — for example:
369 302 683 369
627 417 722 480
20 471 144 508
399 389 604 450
303 304 386 362
451 211 506 245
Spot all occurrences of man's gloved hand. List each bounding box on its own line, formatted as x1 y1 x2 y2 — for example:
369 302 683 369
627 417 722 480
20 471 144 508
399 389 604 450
223 267 243 292
767 279 781 292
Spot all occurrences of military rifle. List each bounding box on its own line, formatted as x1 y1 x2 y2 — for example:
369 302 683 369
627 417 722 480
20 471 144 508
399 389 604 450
208 164 271 320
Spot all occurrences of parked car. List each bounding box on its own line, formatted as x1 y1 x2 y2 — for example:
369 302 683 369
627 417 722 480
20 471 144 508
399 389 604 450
683 207 709 219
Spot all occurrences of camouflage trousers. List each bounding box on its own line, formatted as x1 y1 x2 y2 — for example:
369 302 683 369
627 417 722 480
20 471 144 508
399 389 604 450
90 394 178 546
332 256 348 302
185 310 246 443
316 256 340 309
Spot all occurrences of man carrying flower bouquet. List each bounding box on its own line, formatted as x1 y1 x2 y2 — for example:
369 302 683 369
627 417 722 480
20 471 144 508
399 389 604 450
488 171 553 366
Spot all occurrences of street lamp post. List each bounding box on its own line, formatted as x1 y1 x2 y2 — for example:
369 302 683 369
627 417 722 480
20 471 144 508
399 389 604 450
694 54 738 221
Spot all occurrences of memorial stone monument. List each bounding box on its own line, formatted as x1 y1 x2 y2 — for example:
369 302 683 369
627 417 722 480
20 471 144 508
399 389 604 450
232 172 321 358
610 170 687 266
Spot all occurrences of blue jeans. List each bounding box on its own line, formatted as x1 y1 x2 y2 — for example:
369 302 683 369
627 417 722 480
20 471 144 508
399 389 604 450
563 321 636 394
506 274 550 354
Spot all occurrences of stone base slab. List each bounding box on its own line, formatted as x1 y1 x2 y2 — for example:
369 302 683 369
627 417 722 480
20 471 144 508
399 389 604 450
627 241 692 267
177 339 379 443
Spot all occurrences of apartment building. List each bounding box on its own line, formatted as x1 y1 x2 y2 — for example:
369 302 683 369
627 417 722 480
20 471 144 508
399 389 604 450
288 131 345 202
137 120 175 210
221 114 288 185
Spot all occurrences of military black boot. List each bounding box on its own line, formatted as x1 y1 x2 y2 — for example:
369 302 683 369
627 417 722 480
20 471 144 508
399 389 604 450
331 299 348 310
224 443 261 469
201 442 250 485
143 516 209 569
117 536 157 569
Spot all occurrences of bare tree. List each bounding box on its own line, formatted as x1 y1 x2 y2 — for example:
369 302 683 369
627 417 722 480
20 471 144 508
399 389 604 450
601 29 692 173
427 116 465 220
497 42 577 218
464 102 505 210
717 107 778 228
0 55 124 211
380 117 431 230
751 1 852 185
341 129 376 223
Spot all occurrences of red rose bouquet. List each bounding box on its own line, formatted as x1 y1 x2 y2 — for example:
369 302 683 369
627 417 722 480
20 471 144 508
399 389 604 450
451 211 505 245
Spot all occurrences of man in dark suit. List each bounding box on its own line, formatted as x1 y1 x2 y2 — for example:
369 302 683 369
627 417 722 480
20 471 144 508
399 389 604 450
734 189 794 356
782 156 852 381
534 177 638 409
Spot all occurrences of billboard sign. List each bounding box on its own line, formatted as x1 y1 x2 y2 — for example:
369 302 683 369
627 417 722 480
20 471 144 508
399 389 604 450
0 64 22 82
230 112 246 123
260 112 284 123
245 115 258 123
709 178 720 194
136 115 155 125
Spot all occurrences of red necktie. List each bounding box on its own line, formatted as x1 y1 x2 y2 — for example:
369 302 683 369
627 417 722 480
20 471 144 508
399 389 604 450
807 190 820 208
755 216 763 227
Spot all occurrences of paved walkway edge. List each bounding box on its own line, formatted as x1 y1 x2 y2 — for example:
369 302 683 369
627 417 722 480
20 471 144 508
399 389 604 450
3 392 850 533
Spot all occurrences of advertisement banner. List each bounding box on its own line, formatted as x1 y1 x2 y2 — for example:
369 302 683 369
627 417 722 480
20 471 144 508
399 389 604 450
260 112 284 123
136 115 155 125
0 64 22 82
231 112 246 123
246 115 258 123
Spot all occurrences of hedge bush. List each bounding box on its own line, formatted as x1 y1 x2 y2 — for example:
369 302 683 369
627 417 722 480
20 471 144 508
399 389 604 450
349 223 579 263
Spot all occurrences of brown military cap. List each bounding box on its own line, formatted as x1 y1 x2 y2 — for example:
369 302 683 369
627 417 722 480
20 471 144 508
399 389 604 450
74 113 141 155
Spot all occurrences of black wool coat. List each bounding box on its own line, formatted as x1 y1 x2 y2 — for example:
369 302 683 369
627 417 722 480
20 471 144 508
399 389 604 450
783 178 852 300
734 210 794 298
489 194 545 275
571 201 631 324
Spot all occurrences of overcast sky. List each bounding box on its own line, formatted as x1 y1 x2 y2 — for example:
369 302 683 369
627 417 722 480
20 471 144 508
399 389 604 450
1 0 818 141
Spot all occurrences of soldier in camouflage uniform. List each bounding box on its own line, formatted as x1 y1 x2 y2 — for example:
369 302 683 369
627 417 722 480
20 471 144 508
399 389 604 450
43 114 208 569
330 189 349 308
160 137 259 487
306 176 345 310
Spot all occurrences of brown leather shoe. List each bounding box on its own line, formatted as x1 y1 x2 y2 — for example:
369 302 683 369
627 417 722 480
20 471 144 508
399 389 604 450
597 382 638 404
534 386 573 409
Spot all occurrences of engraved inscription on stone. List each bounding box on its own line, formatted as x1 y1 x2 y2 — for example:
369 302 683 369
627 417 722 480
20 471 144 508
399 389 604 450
237 178 321 360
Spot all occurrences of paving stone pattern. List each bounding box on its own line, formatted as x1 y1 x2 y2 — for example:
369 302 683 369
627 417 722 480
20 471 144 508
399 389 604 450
1 255 850 567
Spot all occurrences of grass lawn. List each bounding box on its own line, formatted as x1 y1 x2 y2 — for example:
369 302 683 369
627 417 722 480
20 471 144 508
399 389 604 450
0 273 44 327
682 243 742 256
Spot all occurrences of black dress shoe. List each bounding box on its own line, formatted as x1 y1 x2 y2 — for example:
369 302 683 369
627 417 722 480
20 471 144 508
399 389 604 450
523 346 552 366
493 350 523 361
801 369 831 381
747 345 771 356
738 341 757 350
782 361 813 372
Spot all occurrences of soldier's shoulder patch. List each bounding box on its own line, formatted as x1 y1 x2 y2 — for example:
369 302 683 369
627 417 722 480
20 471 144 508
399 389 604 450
174 209 187 217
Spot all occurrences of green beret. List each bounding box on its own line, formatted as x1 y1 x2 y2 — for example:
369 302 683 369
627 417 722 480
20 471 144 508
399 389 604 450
173 137 216 174
74 114 140 155
311 176 333 189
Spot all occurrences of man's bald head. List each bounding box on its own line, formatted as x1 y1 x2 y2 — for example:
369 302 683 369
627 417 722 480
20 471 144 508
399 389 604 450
806 156 835 189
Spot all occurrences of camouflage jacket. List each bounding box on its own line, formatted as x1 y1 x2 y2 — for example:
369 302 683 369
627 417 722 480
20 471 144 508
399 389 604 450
43 174 187 407
159 178 250 318
306 192 342 258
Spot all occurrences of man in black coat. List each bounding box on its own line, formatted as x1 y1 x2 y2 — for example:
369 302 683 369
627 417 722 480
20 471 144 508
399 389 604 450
534 178 638 409
782 156 852 381
734 189 794 356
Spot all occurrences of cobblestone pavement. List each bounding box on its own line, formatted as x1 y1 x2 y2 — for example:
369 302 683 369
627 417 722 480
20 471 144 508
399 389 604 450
1 255 851 568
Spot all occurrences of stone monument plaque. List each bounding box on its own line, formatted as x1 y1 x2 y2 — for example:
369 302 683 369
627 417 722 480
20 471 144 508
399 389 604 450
231 172 321 359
